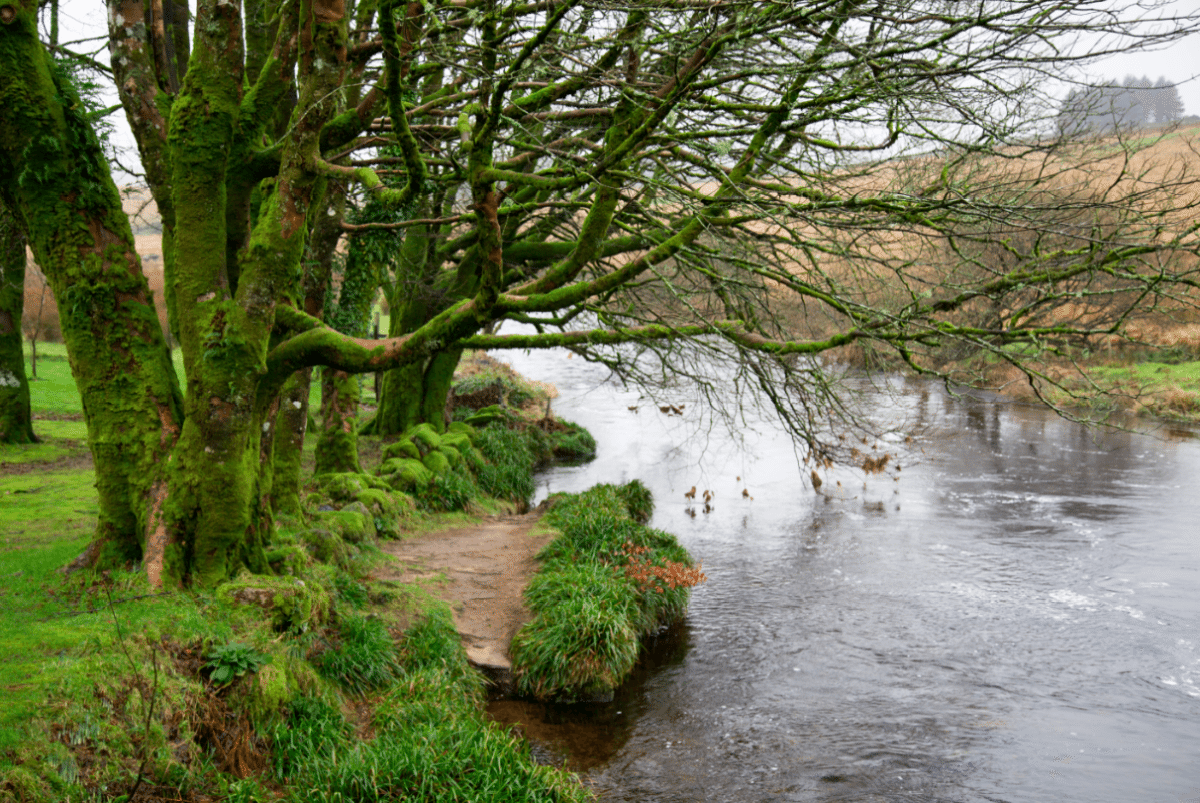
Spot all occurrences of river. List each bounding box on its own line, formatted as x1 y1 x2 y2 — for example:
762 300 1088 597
486 344 1200 803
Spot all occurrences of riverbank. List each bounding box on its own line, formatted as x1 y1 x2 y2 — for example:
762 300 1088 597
828 322 1200 426
0 348 612 802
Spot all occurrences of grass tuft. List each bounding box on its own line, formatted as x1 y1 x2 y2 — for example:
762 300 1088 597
316 614 401 694
473 425 536 506
512 481 705 701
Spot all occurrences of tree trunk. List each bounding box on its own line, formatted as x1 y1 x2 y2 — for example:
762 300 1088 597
360 214 464 436
0 7 184 573
315 368 361 474
0 199 37 444
271 188 342 512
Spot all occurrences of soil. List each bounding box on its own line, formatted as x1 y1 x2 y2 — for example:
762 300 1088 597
373 513 554 691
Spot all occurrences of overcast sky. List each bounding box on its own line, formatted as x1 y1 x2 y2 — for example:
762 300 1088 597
46 0 1200 184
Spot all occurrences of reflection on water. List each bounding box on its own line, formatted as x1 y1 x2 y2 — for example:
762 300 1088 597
487 347 1200 802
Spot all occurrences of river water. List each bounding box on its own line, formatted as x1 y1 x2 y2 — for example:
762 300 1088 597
486 345 1200 803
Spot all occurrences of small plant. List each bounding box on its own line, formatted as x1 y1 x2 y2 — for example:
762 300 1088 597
204 643 272 685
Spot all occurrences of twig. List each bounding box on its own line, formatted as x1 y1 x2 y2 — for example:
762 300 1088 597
40 592 173 620
104 586 159 802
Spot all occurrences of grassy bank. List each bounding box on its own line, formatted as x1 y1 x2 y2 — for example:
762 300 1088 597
960 335 1200 424
510 482 706 702
1 349 603 803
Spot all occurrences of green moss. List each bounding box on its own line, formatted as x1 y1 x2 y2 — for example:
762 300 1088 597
377 456 433 491
403 422 443 455
315 471 391 502
298 527 352 566
421 449 450 476
382 438 421 460
215 573 332 633
447 421 477 439
265 544 310 576
439 430 472 452
438 444 462 468
353 488 413 539
339 502 378 543
462 404 508 427
313 507 373 545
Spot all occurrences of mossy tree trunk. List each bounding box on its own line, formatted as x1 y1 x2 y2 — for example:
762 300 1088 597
361 214 466 436
314 203 379 473
0 199 37 444
0 2 184 573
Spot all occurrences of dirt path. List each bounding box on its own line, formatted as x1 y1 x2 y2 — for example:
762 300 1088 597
374 513 553 689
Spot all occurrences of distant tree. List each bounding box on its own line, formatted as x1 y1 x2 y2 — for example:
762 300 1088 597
1059 75 1186 135
0 199 37 444
1153 76 1186 123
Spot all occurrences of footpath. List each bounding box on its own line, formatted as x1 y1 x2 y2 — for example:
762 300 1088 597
374 513 553 689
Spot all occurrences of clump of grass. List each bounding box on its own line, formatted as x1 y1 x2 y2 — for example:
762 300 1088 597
512 481 705 701
512 562 639 700
332 570 369 610
298 713 587 803
414 464 478 512
451 371 540 409
524 420 597 463
316 614 401 694
290 610 588 803
616 478 653 523
267 696 349 782
473 424 536 506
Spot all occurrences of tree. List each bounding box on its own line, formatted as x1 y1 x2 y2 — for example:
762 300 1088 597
1153 76 1186 123
0 198 37 444
2 0 1198 587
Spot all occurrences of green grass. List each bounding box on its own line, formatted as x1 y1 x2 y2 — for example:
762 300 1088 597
473 425 536 506
1 336 601 799
510 482 702 702
268 608 588 802
316 613 402 694
19 341 322 420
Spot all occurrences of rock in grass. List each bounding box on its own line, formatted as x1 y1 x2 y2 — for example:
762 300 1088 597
216 575 331 633
315 471 391 501
264 544 310 576
438 445 462 468
298 527 351 565
401 423 443 456
331 502 378 544
447 421 477 439
463 405 508 427
439 430 472 452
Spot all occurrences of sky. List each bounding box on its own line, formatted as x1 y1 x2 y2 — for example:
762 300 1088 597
45 0 1200 184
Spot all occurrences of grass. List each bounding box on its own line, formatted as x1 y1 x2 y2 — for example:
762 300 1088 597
473 424 537 506
0 340 596 802
18 340 322 422
510 482 705 702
